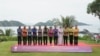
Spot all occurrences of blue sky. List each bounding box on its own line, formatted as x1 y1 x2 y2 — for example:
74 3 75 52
0 0 100 25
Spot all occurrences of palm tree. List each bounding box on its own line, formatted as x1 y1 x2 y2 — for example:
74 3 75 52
52 18 62 26
5 29 15 36
52 16 77 27
61 15 76 27
0 29 4 36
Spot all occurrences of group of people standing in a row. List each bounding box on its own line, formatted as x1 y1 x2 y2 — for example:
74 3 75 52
17 25 79 46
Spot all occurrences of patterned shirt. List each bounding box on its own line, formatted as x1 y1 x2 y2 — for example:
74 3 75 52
17 28 22 36
32 28 37 36
38 29 42 37
22 28 27 37
28 29 32 36
53 28 58 36
48 29 53 37
43 28 48 36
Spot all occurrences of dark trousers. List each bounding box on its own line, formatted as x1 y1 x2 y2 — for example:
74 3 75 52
74 36 78 45
63 36 68 45
23 36 27 45
38 37 42 45
54 36 58 45
69 35 73 45
18 36 22 45
49 37 53 45
28 36 32 45
43 36 48 45
33 36 37 45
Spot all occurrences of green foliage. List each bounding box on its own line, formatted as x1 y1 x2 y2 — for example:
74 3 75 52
0 36 7 42
0 36 17 42
5 29 15 36
60 15 77 27
0 29 16 42
87 0 100 19
79 34 91 40
0 29 15 36
51 15 76 27
0 29 4 36
52 18 61 26
5 29 11 36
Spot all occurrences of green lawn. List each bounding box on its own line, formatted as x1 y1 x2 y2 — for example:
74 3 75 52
0 41 100 56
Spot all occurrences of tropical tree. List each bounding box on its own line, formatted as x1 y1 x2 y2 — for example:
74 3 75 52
52 18 61 26
5 29 15 36
87 0 100 20
0 29 4 36
52 16 77 27
61 16 77 27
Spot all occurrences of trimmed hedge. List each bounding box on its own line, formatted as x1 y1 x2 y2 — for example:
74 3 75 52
0 36 17 42
79 35 91 40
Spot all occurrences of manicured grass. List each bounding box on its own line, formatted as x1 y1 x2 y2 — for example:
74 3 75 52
0 41 100 56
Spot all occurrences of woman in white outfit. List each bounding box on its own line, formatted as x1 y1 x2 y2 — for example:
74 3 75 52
58 26 63 45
